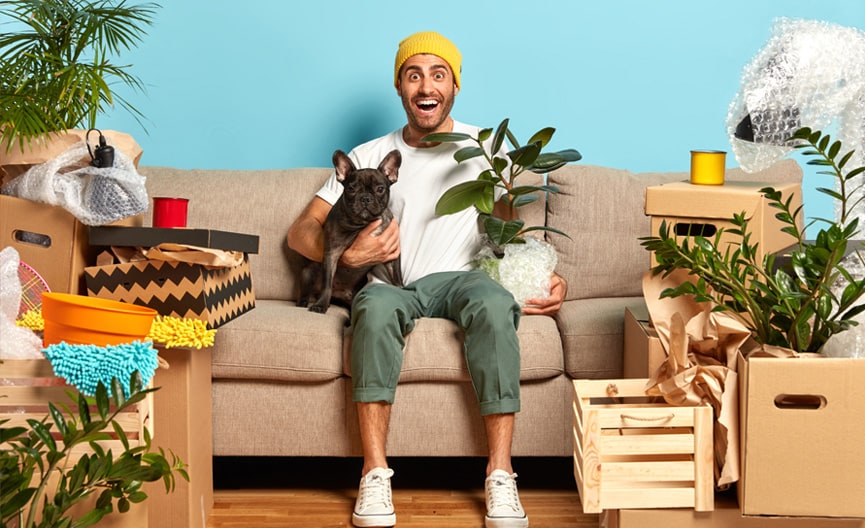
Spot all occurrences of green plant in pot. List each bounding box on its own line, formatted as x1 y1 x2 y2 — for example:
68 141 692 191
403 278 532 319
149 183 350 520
641 127 865 353
0 372 187 528
424 118 581 303
0 0 160 152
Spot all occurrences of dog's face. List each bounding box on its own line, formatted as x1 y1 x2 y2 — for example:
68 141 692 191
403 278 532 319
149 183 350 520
333 149 401 222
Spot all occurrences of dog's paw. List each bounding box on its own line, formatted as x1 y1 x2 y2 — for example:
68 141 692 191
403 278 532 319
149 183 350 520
296 298 309 308
308 302 328 314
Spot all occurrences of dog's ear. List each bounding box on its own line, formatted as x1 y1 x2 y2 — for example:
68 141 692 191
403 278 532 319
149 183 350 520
333 150 355 183
378 149 401 184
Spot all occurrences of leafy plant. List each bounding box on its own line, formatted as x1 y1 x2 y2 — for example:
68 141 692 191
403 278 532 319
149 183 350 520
0 0 160 151
425 118 581 252
1 371 188 528
641 127 865 353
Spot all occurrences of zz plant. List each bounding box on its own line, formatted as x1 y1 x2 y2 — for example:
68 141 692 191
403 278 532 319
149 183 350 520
0 371 187 528
641 127 865 353
425 118 581 253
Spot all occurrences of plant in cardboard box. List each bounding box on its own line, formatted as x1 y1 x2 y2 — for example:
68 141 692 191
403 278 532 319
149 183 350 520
424 118 581 304
0 372 187 528
0 0 160 151
641 127 865 353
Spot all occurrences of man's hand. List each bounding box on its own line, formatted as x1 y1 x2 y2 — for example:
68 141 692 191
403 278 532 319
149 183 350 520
522 272 567 316
340 218 401 268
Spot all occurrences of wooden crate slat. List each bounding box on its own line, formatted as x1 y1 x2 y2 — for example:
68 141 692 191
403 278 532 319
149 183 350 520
600 487 696 510
599 432 696 455
601 460 695 482
595 405 697 429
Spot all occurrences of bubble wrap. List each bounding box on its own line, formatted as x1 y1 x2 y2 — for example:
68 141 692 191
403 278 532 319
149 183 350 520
475 238 558 306
0 247 44 359
726 18 865 173
0 141 148 226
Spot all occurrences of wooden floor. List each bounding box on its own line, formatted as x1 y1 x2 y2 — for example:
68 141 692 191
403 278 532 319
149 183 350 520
206 457 599 528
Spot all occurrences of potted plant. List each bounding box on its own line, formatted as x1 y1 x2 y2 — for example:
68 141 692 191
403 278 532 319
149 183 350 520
641 127 865 353
0 372 187 528
424 118 581 303
0 0 160 152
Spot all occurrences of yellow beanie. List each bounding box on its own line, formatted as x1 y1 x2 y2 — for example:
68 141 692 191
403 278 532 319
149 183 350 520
394 31 462 88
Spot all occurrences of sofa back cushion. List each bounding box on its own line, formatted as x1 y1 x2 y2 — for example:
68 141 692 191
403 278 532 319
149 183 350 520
546 159 803 301
141 166 332 301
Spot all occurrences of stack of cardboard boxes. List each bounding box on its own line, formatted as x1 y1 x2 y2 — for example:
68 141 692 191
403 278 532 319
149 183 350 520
615 180 865 527
1 138 259 528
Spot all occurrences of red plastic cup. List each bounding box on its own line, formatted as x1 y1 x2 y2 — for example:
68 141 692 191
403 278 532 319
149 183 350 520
152 197 189 228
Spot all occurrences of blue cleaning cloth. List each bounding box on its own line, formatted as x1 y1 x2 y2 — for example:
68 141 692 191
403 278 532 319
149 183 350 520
42 341 158 397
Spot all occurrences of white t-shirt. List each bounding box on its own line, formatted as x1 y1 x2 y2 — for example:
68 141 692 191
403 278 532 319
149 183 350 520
316 121 496 285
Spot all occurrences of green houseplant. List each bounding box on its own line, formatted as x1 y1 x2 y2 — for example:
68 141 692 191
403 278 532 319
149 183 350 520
641 127 865 353
0 0 160 152
424 118 581 304
425 118 581 253
0 372 187 528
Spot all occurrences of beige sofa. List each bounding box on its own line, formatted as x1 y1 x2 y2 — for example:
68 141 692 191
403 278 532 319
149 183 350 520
140 158 802 458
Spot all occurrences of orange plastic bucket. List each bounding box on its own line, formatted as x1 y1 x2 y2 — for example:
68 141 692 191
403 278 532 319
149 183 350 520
41 292 157 347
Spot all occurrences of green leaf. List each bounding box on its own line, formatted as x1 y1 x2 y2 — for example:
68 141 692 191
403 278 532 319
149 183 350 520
507 142 541 169
492 118 509 154
421 132 471 143
454 146 485 163
477 127 493 142
484 216 524 246
435 180 496 215
527 127 555 148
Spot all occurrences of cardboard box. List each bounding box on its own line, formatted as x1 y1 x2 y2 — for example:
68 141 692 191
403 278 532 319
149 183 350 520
573 379 714 514
645 181 801 266
84 256 255 328
0 195 142 294
623 306 666 378
146 346 214 528
0 359 150 528
602 490 865 528
737 351 865 518
89 226 260 254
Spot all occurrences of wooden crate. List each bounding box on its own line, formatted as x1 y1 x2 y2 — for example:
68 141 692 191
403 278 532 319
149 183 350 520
0 359 151 527
572 379 713 514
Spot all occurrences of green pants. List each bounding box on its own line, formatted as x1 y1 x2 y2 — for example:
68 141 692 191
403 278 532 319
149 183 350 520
350 270 522 416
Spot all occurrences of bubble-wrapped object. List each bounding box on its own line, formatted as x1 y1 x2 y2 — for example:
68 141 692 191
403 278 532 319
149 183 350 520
0 142 148 226
42 340 159 396
475 237 558 306
726 18 865 173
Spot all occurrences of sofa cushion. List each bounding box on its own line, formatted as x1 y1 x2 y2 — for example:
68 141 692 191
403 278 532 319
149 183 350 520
343 314 563 382
210 299 349 382
546 159 803 301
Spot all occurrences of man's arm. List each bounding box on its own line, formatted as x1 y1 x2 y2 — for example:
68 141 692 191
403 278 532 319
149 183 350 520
286 196 401 267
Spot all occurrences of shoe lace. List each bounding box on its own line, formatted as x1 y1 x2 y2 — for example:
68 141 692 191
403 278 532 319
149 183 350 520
358 468 394 510
486 472 522 512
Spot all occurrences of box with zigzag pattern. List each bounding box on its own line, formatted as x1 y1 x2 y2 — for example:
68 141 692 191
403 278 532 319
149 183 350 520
84 256 254 328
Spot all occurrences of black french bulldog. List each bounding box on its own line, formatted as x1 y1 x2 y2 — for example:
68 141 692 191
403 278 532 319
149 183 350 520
298 149 403 313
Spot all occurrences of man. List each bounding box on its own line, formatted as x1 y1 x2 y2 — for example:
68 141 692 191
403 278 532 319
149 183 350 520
287 31 567 528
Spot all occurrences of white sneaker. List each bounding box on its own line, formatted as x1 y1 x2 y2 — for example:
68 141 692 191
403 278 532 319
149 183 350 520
485 469 529 528
352 467 396 527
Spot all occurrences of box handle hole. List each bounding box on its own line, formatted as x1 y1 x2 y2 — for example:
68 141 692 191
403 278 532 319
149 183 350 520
13 230 52 248
674 223 717 237
774 394 826 410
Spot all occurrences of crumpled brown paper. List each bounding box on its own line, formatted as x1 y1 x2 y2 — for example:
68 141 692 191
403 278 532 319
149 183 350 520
107 243 244 268
642 269 751 489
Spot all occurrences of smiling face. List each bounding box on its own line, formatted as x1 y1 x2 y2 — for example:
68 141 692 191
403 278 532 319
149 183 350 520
396 54 459 147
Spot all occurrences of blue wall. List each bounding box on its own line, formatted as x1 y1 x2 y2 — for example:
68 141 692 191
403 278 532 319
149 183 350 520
95 0 865 227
